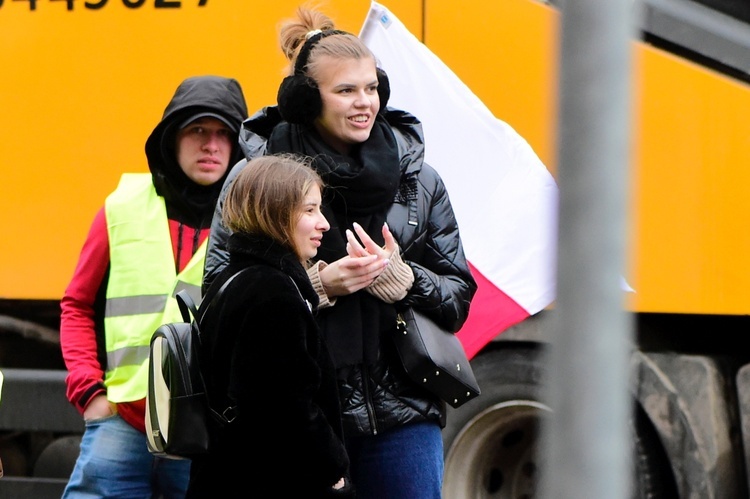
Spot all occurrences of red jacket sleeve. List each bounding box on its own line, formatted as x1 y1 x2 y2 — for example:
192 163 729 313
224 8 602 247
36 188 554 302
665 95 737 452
60 207 110 414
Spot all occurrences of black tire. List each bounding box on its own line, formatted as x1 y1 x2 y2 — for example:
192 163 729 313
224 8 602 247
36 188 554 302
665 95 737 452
33 435 81 479
630 406 679 499
441 346 677 499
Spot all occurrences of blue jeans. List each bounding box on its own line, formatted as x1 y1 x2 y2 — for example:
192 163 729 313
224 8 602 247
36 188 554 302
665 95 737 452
346 421 444 499
62 414 190 499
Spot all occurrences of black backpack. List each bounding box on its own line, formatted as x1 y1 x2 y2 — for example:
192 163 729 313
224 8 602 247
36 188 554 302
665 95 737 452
145 269 245 460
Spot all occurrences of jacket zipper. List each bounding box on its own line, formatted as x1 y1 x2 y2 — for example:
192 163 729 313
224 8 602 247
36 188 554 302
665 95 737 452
361 362 378 435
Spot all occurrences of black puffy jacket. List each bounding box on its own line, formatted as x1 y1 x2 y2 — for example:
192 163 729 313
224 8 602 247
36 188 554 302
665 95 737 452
204 106 477 436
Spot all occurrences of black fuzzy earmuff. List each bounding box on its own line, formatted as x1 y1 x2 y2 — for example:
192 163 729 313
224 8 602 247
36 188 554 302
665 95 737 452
277 29 390 125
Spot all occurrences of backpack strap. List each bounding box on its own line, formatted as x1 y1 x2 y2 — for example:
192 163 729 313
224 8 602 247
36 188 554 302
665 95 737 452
287 276 312 313
198 269 309 426
198 268 247 324
196 267 249 425
175 289 198 323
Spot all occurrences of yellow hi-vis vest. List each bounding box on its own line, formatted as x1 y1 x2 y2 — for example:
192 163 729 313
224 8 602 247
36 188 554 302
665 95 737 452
104 173 206 403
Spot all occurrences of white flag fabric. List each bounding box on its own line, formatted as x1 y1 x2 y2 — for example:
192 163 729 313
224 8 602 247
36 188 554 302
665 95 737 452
360 2 559 357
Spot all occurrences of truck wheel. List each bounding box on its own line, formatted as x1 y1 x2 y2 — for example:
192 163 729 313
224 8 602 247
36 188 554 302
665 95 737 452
630 405 679 499
442 346 676 498
33 435 80 479
442 347 547 498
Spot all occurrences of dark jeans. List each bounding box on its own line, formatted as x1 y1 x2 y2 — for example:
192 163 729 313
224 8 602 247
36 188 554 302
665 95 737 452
346 421 443 499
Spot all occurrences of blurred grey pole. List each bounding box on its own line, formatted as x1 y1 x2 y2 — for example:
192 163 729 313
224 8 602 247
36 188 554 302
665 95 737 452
539 0 640 498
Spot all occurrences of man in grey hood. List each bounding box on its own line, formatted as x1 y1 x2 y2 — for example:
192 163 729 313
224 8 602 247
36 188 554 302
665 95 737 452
60 75 248 498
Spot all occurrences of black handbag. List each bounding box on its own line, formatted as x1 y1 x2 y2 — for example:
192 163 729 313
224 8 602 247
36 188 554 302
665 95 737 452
393 308 481 408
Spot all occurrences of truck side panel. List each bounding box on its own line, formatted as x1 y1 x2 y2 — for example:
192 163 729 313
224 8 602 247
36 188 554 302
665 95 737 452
427 0 750 315
0 0 422 300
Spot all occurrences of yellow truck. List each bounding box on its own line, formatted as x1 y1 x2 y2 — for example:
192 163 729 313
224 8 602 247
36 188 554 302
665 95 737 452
2 0 750 497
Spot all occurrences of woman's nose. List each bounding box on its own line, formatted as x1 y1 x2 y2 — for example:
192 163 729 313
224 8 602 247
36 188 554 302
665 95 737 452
355 90 374 108
320 215 330 232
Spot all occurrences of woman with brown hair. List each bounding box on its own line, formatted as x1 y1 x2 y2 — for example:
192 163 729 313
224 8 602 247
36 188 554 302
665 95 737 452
188 154 353 498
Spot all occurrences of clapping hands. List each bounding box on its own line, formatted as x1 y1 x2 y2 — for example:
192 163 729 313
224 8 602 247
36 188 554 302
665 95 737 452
318 222 396 297
345 222 397 261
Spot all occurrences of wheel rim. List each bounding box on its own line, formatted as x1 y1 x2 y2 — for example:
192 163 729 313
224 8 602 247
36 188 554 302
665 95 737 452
443 400 551 499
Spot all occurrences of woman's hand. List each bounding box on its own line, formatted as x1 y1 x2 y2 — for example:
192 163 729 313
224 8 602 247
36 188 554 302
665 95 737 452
319 254 387 297
320 222 398 298
346 222 397 261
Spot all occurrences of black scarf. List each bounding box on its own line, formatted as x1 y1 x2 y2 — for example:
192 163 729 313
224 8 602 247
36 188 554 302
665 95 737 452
266 118 401 367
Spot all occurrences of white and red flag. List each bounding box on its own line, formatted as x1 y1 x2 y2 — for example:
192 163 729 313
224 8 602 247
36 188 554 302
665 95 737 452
360 2 560 358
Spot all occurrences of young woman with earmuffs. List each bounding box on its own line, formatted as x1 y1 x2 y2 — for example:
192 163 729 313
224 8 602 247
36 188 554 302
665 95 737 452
202 6 477 498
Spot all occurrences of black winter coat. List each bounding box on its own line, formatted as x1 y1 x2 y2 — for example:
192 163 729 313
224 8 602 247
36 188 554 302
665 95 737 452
187 233 352 498
203 106 477 438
